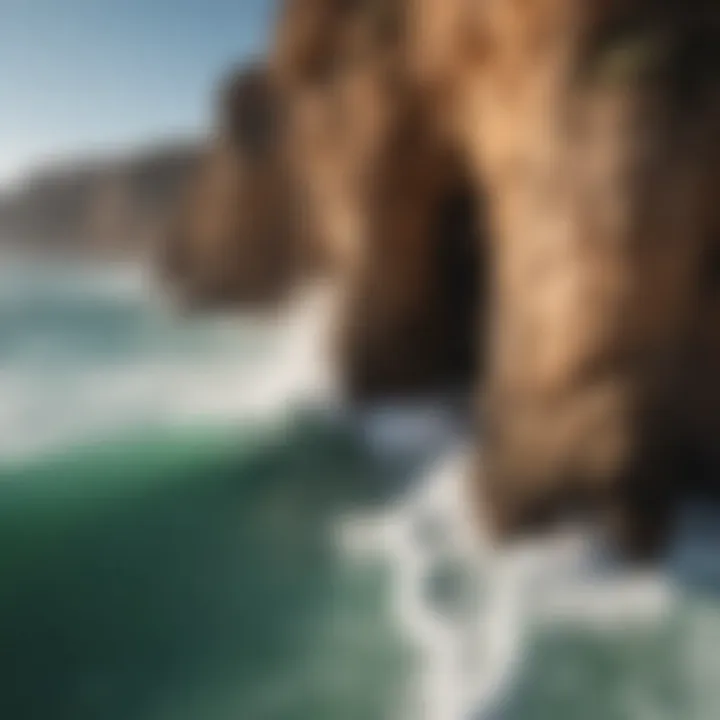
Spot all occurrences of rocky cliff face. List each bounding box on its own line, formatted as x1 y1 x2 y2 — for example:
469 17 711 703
412 0 720 557
0 142 201 259
273 0 485 401
158 63 321 309
273 0 720 559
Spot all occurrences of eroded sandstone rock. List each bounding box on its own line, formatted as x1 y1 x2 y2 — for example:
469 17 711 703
273 0 485 401
411 0 720 557
161 63 316 309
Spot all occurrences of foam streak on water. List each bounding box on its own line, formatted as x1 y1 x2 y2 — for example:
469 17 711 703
338 441 687 720
0 262 340 461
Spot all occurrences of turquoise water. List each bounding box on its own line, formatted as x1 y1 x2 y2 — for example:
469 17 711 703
0 259 719 720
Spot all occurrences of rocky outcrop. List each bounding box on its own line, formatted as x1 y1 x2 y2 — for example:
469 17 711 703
0 143 200 259
273 0 485 401
159 63 320 309
412 0 720 557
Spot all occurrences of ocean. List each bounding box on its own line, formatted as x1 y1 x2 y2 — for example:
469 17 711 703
0 258 719 720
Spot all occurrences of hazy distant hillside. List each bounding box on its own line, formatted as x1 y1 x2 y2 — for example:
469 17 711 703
0 141 203 259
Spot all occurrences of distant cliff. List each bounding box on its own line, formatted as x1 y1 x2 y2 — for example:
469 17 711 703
0 141 203 259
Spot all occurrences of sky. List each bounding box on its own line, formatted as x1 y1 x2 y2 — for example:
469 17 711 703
0 0 276 185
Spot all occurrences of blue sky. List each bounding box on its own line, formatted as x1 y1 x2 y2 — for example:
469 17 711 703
0 0 275 184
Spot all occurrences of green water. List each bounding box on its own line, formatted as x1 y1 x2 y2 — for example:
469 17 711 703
0 418 412 720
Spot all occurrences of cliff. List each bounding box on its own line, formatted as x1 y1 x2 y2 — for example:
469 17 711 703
0 141 202 260
272 0 484 400
158 63 321 309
